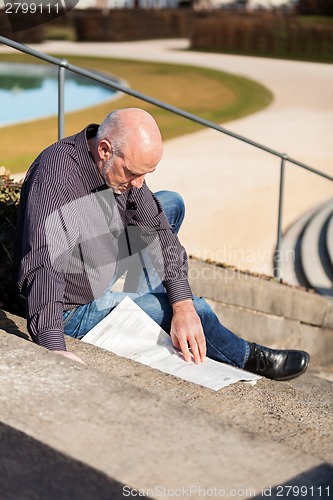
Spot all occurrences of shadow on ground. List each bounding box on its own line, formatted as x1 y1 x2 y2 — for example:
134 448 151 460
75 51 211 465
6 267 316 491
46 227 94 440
0 422 150 500
252 464 333 499
0 309 29 341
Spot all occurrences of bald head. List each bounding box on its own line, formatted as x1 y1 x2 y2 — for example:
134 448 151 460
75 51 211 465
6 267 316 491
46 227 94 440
97 108 163 167
93 108 163 193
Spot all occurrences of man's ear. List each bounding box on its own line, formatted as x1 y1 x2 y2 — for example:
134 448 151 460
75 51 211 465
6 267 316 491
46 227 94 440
97 139 113 160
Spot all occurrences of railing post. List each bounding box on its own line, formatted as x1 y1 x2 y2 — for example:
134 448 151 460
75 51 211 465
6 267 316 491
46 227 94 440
274 154 287 281
58 63 66 140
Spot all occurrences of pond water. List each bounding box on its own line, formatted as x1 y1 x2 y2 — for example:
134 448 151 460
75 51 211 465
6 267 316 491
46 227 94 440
0 63 118 127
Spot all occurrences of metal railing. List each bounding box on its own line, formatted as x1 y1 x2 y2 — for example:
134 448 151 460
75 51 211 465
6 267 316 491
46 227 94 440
1 34 332 280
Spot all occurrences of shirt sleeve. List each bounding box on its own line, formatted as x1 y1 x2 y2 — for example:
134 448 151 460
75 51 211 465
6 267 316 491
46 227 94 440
17 151 78 351
128 182 193 304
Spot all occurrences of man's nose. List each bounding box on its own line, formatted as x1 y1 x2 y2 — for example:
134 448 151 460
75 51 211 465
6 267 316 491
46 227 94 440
130 176 145 189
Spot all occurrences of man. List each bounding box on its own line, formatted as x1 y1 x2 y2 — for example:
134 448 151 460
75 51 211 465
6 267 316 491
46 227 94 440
15 108 309 380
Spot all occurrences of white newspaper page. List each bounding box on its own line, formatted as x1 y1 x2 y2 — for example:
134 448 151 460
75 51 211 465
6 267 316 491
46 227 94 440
82 296 260 390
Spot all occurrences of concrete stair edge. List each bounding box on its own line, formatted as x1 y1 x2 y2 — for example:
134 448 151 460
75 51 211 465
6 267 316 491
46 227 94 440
279 198 333 298
280 205 316 287
300 199 333 296
1 330 333 500
324 212 333 278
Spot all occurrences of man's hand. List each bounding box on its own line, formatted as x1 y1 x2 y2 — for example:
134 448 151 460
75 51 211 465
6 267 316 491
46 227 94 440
54 350 86 364
171 300 206 364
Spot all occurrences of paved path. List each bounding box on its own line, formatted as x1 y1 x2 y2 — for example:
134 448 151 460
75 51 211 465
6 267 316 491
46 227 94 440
2 39 333 275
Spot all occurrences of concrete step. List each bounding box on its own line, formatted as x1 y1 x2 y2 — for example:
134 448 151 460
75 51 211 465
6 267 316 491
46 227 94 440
280 198 333 297
318 209 333 283
1 329 333 500
301 199 333 297
1 263 333 498
279 206 315 287
325 212 333 277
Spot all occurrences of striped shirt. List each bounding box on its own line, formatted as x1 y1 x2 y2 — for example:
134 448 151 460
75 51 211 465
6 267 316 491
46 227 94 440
15 124 192 350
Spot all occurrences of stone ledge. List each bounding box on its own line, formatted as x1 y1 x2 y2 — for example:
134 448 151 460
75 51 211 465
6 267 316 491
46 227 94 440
188 259 333 329
1 309 333 463
206 300 333 367
1 330 333 500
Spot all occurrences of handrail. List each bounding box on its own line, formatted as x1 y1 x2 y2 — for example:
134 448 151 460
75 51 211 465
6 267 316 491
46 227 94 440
0 35 332 281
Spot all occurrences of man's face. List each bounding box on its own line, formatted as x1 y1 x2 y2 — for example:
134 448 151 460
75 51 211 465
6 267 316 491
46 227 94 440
102 144 159 194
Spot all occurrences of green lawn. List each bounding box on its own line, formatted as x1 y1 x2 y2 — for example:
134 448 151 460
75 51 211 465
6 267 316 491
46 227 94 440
0 53 273 174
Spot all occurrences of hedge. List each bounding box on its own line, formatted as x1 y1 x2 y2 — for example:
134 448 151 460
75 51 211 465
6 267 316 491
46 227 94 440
0 168 24 314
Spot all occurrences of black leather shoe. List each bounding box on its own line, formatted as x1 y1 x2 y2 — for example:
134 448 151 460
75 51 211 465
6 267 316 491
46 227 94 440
244 343 310 381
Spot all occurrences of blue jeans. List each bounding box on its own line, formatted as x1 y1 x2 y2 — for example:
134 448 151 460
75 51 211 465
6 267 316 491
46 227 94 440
63 190 250 368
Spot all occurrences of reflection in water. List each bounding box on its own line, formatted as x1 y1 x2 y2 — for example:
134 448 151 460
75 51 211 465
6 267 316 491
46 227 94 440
0 63 119 127
0 74 43 91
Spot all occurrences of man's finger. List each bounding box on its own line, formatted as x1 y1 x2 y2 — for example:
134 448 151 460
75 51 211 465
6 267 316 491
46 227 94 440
178 337 191 363
189 337 201 364
197 335 207 363
171 334 181 351
54 350 86 364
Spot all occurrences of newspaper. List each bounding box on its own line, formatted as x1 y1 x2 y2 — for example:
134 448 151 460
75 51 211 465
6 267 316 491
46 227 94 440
82 296 260 390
